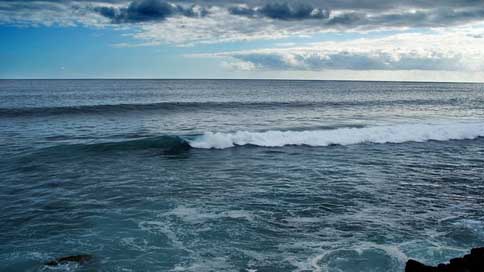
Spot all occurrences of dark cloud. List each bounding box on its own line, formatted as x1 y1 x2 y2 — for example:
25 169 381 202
323 8 484 29
2 0 484 11
229 3 330 20
225 1 484 28
93 0 207 23
220 0 484 11
1 0 484 30
228 6 256 17
232 6 484 29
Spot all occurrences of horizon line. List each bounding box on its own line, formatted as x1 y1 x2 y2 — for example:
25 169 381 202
1 78 483 84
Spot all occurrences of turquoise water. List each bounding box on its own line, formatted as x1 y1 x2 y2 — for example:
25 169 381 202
1 80 484 271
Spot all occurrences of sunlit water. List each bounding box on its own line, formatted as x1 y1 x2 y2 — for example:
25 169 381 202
1 80 484 272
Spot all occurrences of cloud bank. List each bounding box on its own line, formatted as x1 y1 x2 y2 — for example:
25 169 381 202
192 32 484 72
3 0 484 30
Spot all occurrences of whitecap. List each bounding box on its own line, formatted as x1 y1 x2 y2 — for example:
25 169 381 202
189 121 484 149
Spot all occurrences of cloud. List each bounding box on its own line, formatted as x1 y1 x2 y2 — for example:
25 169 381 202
2 1 484 28
93 0 208 23
323 8 484 29
191 32 484 71
122 6 303 45
2 0 484 46
228 3 330 21
0 1 101 26
227 4 484 29
230 51 464 71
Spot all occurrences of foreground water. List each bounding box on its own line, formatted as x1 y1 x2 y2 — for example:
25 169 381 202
1 79 484 272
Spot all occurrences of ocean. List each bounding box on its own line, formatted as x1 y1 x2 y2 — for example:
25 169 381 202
1 79 484 272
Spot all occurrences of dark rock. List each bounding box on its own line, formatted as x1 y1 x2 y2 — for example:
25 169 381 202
405 259 436 272
405 247 484 272
471 248 484 255
44 254 92 266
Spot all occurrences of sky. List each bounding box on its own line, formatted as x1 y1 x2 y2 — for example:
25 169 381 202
1 0 484 81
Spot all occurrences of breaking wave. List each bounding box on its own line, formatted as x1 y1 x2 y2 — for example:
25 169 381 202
188 122 484 149
27 121 484 156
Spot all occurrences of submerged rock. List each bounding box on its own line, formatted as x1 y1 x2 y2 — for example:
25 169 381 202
44 254 92 266
405 248 484 272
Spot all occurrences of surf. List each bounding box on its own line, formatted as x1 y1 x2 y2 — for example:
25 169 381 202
24 121 484 154
188 121 484 149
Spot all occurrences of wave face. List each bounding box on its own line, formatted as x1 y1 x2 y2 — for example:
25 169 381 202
188 122 484 149
39 136 191 155
81 136 191 153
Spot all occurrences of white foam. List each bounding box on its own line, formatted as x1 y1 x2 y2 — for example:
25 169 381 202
164 206 254 224
189 121 484 149
309 242 408 272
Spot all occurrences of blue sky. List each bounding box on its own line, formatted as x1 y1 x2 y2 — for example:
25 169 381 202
1 0 484 81
0 25 223 78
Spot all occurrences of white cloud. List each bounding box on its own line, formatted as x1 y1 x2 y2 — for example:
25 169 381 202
189 31 484 72
221 59 256 71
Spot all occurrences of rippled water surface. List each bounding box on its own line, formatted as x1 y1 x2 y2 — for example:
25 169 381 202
1 80 484 271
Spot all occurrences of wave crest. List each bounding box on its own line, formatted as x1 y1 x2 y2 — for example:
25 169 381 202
188 122 484 149
0 99 454 118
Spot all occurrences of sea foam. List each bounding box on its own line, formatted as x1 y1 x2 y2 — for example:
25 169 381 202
188 121 484 149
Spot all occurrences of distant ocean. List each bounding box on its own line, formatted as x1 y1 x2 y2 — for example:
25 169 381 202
1 79 484 272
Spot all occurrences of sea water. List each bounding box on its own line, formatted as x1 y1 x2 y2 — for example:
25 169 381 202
1 79 484 271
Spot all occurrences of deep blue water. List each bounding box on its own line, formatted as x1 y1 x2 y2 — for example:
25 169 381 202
1 79 484 272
